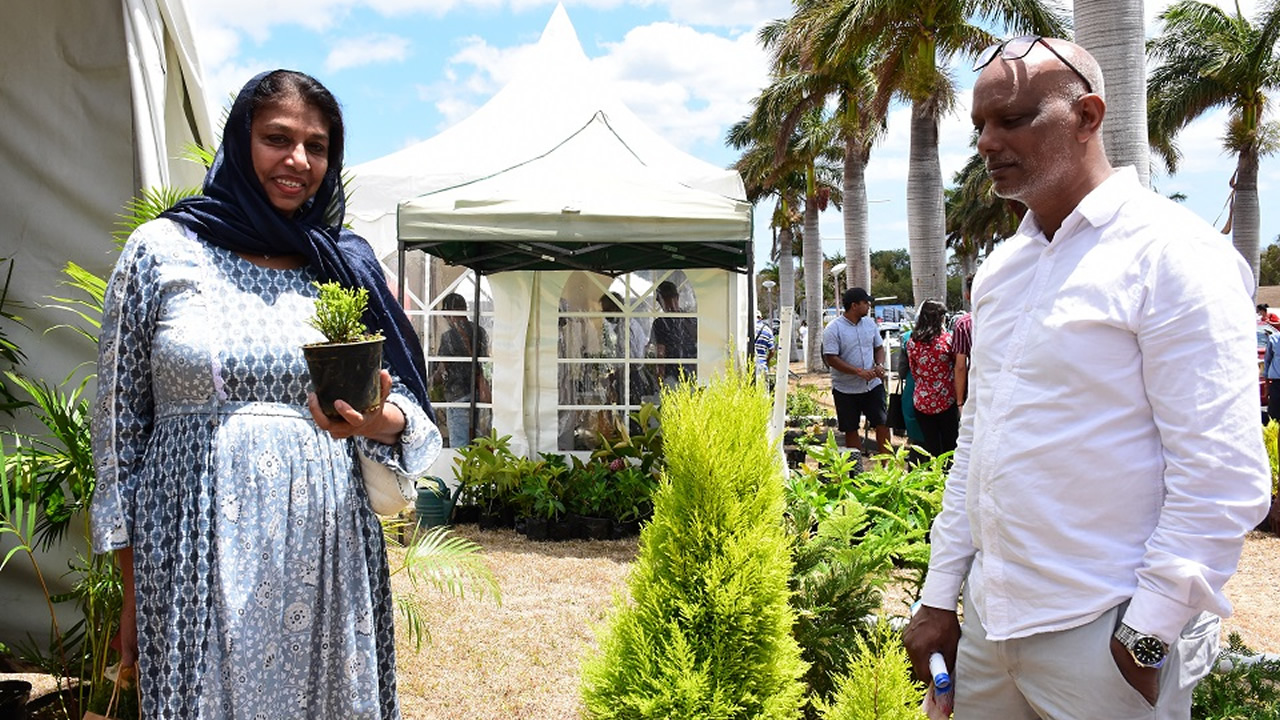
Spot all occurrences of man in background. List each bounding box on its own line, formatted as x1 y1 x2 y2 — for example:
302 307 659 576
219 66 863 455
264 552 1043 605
821 287 889 456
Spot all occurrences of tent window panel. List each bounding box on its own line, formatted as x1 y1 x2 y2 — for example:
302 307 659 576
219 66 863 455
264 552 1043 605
440 406 492 450
632 362 695 404
558 361 623 406
558 409 625 452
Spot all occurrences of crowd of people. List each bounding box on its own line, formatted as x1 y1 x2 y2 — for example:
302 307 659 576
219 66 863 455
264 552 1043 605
90 36 1273 719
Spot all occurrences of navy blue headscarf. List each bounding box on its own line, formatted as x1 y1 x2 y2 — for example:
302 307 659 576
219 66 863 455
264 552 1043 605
162 70 434 422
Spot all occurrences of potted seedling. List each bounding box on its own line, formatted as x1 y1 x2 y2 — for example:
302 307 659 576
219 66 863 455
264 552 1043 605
303 281 385 420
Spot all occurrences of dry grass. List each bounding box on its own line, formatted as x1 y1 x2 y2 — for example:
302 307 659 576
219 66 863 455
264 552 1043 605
390 525 1279 719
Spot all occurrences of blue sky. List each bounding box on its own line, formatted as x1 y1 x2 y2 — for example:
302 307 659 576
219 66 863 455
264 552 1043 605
186 0 1278 269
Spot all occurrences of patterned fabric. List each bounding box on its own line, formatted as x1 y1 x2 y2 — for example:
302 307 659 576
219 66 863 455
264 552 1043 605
907 331 956 414
753 320 775 374
950 312 972 357
90 219 441 719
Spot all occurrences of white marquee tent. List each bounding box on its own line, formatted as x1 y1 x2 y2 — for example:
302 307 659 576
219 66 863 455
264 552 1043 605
345 4 754 466
1 0 213 649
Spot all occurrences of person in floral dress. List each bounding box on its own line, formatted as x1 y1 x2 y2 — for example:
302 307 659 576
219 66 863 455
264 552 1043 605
905 299 958 459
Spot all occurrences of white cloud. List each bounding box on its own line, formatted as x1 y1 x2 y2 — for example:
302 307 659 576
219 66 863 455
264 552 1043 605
324 34 412 72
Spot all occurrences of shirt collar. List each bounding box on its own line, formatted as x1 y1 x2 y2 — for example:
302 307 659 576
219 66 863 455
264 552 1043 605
1018 166 1140 241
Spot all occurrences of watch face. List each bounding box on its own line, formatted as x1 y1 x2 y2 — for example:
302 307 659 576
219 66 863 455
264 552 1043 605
1132 636 1166 666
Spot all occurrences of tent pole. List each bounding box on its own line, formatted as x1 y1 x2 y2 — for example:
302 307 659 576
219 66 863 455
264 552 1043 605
746 239 755 369
469 269 482 443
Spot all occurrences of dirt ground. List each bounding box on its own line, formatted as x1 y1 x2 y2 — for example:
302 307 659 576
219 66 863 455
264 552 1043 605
389 366 1279 718
391 527 1278 720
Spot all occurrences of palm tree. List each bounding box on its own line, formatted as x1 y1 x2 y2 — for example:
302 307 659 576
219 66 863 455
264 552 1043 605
730 81 843 371
1148 0 1280 286
802 0 1069 307
760 10 887 297
1075 0 1150 187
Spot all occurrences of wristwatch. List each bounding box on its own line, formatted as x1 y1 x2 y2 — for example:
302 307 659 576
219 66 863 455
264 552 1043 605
1114 623 1168 668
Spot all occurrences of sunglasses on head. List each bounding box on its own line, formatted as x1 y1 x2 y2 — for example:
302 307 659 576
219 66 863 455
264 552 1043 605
973 35 1094 95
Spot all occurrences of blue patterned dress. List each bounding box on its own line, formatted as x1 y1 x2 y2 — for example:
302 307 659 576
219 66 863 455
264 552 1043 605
90 219 441 719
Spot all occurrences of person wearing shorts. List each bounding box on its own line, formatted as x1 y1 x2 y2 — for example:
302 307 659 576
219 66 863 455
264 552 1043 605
821 287 889 455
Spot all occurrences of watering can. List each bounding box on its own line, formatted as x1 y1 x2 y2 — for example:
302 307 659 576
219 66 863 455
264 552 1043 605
415 476 460 530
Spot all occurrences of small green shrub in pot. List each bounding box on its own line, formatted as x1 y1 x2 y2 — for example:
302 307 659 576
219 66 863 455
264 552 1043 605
303 281 385 419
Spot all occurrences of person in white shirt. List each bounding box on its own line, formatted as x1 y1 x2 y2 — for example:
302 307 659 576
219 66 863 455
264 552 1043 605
903 37 1271 720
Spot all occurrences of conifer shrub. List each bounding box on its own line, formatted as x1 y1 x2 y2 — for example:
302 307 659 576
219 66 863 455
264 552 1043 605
581 365 807 719
815 620 926 720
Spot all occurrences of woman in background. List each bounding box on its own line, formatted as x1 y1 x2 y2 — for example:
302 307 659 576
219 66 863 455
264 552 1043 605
905 299 959 459
91 70 440 718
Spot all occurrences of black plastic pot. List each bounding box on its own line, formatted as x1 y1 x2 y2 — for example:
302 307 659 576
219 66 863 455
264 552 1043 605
303 337 384 420
577 515 612 541
478 511 504 530
548 517 575 541
452 505 481 525
0 680 31 720
524 517 550 540
610 519 640 539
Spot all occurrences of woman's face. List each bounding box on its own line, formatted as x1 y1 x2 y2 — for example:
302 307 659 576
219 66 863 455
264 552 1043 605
250 96 330 216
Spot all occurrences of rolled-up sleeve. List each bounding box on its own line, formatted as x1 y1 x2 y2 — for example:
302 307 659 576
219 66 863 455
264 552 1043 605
354 387 441 479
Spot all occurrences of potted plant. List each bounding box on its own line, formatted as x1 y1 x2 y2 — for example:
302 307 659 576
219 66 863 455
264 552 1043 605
303 281 384 420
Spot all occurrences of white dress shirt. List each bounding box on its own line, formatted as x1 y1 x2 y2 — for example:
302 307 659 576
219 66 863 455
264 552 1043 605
920 167 1271 645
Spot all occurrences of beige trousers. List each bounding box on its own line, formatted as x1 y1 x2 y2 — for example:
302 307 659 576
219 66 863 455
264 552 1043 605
954 594 1219 720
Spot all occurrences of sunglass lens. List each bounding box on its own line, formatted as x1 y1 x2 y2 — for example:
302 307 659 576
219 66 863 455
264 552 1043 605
974 43 1000 71
1003 35 1038 60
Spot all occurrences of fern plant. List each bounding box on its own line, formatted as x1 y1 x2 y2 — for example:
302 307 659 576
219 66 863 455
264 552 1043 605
382 520 501 650
581 364 807 718
308 281 380 344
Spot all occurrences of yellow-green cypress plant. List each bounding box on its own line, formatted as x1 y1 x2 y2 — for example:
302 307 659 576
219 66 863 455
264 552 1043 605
581 364 807 718
816 621 926 720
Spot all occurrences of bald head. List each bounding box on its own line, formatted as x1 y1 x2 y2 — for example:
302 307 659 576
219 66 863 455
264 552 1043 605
970 37 1112 238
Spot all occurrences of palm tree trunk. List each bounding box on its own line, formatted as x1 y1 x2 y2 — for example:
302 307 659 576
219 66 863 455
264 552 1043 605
1075 0 1149 187
843 137 871 292
1235 148 1261 289
907 101 946 305
778 224 796 375
803 197 823 371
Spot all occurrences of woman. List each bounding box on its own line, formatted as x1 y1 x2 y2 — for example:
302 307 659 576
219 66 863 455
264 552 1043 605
90 70 441 719
905 299 959 459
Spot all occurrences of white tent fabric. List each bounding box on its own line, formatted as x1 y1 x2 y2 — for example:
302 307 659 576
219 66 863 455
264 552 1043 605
1 0 212 650
346 2 746 260
397 113 751 249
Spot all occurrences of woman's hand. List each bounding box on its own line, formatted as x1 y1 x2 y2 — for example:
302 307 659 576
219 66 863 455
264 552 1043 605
308 370 406 445
112 548 138 668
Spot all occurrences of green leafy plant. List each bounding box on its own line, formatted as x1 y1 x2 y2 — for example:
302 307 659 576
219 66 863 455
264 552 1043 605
451 429 520 515
308 281 381 344
382 519 501 651
1263 420 1278 498
787 383 830 423
1 256 27 414
581 364 807 718
512 453 568 521
1191 632 1280 720
815 619 926 720
565 458 614 518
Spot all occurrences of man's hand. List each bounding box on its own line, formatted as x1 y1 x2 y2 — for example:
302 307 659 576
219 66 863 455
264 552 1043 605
1110 637 1159 705
903 605 961 687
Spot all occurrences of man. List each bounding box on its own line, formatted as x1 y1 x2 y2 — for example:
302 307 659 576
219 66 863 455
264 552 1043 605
950 276 974 411
821 287 889 456
753 312 776 385
903 37 1270 720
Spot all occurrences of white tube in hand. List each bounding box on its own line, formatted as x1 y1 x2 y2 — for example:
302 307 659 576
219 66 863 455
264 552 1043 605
930 652 952 694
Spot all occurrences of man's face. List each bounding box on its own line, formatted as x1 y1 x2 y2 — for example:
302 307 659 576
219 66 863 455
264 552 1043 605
971 58 1083 212
848 300 870 319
